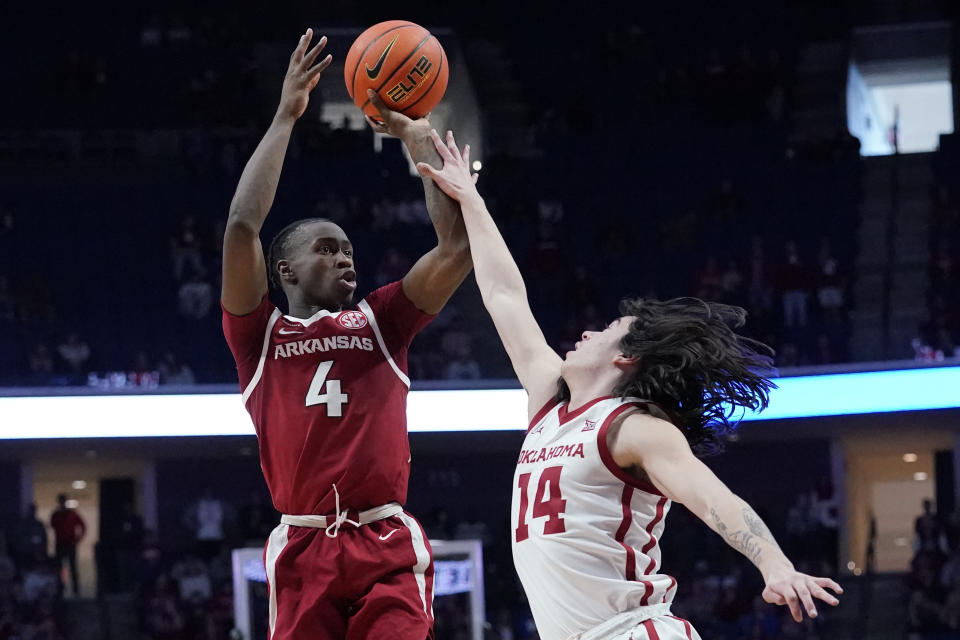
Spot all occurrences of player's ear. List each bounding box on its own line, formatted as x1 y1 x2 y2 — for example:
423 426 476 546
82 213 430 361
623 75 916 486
614 353 640 368
277 260 297 284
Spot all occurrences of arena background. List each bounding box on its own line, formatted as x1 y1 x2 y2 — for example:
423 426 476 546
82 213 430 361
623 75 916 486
2 1 960 638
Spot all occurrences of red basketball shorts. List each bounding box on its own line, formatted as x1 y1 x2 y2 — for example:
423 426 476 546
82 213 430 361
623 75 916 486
264 511 435 640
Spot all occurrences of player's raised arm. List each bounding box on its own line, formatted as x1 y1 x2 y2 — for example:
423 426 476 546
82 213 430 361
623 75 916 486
364 91 472 315
609 412 844 623
416 129 562 416
221 29 332 315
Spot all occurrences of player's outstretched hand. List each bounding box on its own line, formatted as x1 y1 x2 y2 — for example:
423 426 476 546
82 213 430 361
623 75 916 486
415 129 479 203
364 89 429 141
762 569 842 622
277 28 332 123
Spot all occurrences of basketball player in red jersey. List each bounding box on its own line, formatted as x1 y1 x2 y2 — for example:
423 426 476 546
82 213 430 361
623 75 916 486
220 30 471 640
416 130 843 640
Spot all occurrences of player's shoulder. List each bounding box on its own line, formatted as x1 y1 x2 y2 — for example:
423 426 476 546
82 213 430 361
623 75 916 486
617 409 686 449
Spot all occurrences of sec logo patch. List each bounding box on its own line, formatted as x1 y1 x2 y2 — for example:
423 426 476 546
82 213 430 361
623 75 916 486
338 310 368 330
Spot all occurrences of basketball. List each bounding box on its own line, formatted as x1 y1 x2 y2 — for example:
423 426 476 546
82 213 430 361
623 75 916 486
344 20 449 121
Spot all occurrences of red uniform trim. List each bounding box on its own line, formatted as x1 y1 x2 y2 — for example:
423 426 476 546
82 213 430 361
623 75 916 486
641 619 661 640
596 403 665 497
614 485 637 581
557 395 613 425
641 496 669 574
667 615 693 640
527 398 559 432
662 575 677 602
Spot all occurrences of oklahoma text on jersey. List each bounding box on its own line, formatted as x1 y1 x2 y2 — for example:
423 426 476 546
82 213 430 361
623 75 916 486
512 396 693 640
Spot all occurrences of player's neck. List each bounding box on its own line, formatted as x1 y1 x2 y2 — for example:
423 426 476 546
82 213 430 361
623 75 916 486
286 293 343 319
564 369 621 412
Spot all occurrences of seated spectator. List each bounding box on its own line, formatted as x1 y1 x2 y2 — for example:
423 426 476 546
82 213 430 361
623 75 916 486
27 343 55 376
157 352 195 385
178 269 213 319
170 556 212 603
56 332 91 374
171 215 205 282
144 574 184 639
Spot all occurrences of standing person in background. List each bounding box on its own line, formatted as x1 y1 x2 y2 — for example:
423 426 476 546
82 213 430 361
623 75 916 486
51 493 86 595
220 29 471 640
416 129 842 640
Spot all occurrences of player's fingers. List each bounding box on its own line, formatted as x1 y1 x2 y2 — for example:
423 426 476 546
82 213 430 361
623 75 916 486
462 144 471 169
292 29 311 63
415 162 440 180
308 54 333 79
445 130 461 161
781 588 802 622
762 585 786 606
810 582 839 606
366 89 393 122
794 583 817 618
304 35 328 67
364 115 387 133
813 577 844 594
472 173 479 184
429 129 455 161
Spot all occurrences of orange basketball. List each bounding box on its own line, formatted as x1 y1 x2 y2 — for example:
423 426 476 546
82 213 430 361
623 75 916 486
344 20 449 121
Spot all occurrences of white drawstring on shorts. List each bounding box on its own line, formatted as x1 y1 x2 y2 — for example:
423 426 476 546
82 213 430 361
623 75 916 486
324 484 361 538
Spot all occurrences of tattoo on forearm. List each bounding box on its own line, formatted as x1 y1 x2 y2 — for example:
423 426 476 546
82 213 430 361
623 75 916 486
710 507 764 565
742 506 778 545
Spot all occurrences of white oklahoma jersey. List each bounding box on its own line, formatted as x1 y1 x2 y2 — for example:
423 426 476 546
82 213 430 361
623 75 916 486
511 395 700 640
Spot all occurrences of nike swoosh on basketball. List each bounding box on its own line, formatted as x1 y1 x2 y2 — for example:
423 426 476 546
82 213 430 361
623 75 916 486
277 328 301 335
378 528 400 541
365 34 400 80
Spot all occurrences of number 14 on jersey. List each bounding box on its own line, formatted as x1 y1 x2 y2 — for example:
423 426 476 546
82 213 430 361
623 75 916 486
516 466 567 542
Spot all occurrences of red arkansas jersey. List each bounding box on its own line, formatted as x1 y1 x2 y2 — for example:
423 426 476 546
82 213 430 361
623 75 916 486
222 280 433 516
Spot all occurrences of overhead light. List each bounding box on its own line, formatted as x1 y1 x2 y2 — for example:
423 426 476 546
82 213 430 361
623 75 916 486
914 472 929 481
65 499 79 509
853 567 863 576
472 160 482 171
846 561 856 571
72 480 87 490
903 453 918 463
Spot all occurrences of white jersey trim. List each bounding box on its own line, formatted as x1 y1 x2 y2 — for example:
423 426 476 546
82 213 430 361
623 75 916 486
241 308 282 405
398 512 433 618
265 523 290 639
283 308 335 327
357 299 410 388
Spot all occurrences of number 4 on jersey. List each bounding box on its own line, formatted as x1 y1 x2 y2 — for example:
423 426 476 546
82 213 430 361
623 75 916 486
516 466 567 542
305 360 349 417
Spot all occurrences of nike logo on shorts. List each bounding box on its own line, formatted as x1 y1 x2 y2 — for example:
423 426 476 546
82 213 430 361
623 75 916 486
365 34 399 80
379 528 400 541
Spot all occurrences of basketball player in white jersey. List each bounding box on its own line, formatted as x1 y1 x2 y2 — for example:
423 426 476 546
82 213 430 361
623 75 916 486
415 130 843 640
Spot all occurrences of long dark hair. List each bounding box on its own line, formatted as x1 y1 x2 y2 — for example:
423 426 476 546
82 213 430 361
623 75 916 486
557 297 776 456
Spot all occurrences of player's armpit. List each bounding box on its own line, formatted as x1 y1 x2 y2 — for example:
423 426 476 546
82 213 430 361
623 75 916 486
221 219 269 316
607 413 720 509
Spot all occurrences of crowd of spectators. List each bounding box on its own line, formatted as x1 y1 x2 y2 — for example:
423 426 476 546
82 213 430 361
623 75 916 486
0 504 66 640
907 499 960 638
915 181 960 361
